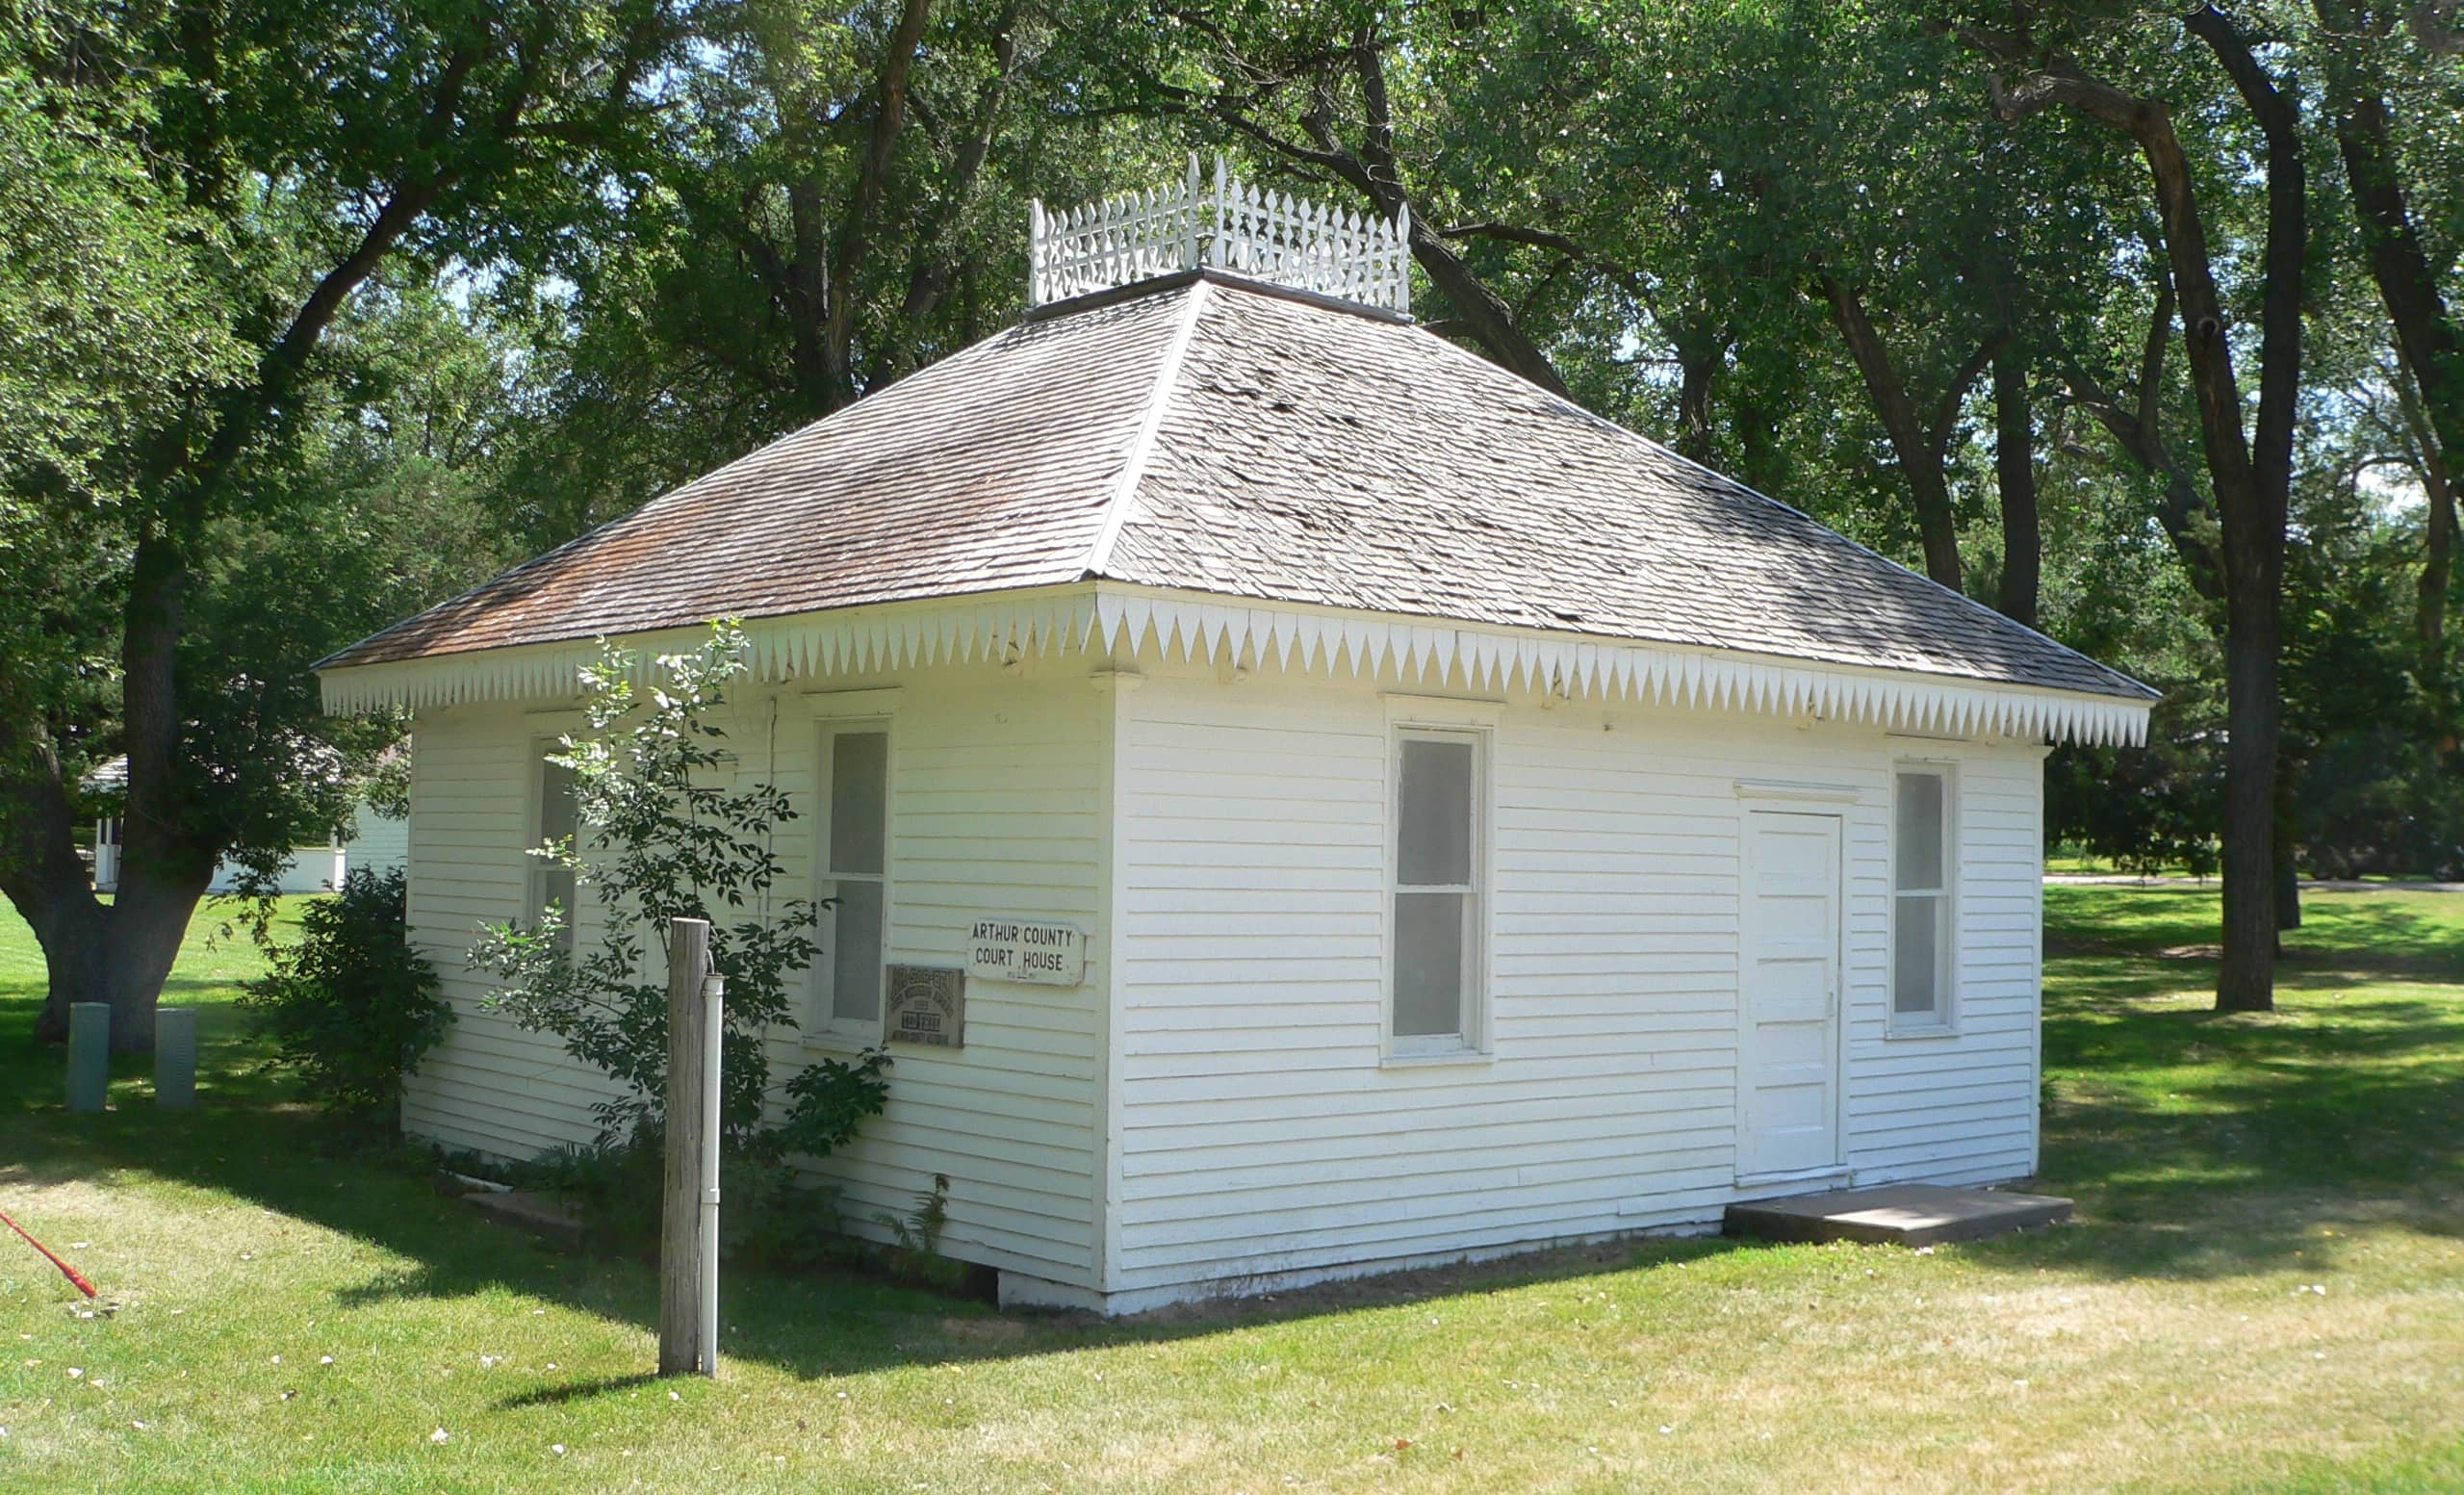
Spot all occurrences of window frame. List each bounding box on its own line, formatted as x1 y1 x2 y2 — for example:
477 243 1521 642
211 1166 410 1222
808 711 895 1046
1887 759 1959 1036
525 736 580 953
1382 708 1498 1063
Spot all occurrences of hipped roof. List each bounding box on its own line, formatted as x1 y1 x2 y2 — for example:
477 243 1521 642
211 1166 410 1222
320 270 2153 708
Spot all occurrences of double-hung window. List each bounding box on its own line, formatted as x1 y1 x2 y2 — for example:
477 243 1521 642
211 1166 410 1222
1391 728 1485 1054
1891 764 1955 1028
817 725 890 1035
531 749 578 952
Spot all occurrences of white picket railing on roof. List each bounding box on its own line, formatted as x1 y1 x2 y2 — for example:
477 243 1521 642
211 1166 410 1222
1029 154 1411 315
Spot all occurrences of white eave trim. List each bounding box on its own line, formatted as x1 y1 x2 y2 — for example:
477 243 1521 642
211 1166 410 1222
316 581 2154 747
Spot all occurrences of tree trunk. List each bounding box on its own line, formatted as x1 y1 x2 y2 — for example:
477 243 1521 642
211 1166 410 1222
2316 0 2464 507
1993 341 2040 628
2191 6 2303 1013
1397 215 1572 397
1820 276 1966 591
2311 0 2462 680
821 0 937 413
2058 279 2226 603
2423 434 2456 669
28 897 106 1044
1316 28 1573 398
1 717 108 1044
2 723 212 1052
2218 585 2284 1007
1732 389 1786 496
889 2 1024 378
2396 359 2457 677
1674 334 1722 466
33 867 210 1052
1954 9 2299 1012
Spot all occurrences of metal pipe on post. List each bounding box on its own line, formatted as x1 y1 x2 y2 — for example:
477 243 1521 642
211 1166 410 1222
658 917 713 1377
697 967 723 1378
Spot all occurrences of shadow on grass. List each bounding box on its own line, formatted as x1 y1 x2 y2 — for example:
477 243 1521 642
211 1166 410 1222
2011 890 2464 1281
5 882 2459 1378
0 987 1766 1384
498 1372 664 1407
2045 885 2464 975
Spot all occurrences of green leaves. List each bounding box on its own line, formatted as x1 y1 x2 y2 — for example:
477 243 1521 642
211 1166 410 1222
237 867 454 1126
471 622 886 1161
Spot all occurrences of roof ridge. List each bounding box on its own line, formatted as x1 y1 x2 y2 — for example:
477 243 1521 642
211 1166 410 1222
1083 277 1212 580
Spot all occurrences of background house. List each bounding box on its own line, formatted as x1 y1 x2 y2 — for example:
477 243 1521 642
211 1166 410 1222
318 169 2154 1312
82 755 408 895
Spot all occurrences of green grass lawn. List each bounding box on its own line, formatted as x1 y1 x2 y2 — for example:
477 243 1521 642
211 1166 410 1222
4 887 2462 1493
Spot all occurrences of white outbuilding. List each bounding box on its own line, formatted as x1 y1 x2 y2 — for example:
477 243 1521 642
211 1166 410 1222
318 167 2154 1313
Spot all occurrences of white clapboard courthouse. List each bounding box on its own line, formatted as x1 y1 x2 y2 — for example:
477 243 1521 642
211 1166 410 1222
317 159 2156 1312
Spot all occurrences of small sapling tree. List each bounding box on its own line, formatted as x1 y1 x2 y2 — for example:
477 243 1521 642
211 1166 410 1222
471 623 887 1171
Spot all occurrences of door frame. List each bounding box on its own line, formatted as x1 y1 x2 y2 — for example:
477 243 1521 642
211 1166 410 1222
1732 800 1849 1187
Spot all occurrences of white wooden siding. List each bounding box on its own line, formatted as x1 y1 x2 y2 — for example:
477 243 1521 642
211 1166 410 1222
400 705 631 1158
401 638 2048 1310
1107 659 2046 1302
398 660 1109 1291
344 805 410 879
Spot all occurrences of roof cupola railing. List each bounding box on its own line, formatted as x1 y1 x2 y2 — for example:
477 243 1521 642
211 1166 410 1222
1029 154 1411 316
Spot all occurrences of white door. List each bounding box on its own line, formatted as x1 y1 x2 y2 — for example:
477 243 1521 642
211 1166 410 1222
1738 810 1843 1180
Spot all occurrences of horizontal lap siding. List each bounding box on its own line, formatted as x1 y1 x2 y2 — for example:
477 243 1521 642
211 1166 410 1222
401 707 630 1157
1842 740 2044 1183
741 667 1106 1287
401 666 1107 1289
1110 664 2045 1299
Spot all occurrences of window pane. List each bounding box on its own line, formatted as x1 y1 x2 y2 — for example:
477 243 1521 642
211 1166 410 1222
1398 737 1474 887
832 879 885 1022
830 732 888 875
539 759 578 845
1394 890 1464 1037
1893 892 1939 1016
1895 771 1944 891
538 759 578 947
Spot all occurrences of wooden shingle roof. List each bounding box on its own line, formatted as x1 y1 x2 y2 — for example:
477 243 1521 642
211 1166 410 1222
321 271 2152 706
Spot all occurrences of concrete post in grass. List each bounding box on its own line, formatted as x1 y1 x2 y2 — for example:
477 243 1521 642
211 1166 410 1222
156 1007 197 1108
66 1002 110 1112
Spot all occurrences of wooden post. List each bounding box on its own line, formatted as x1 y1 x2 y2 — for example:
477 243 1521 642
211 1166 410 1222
658 917 712 1376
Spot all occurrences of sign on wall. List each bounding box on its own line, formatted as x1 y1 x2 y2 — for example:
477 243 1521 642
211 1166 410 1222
886 965 966 1047
966 916 1086 988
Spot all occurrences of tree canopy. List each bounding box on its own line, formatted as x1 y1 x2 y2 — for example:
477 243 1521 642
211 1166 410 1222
4 0 2459 1030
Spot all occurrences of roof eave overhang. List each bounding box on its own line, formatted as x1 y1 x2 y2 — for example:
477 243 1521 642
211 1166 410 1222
317 580 2156 747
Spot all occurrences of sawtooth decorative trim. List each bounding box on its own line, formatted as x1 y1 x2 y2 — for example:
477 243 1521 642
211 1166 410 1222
318 583 2154 747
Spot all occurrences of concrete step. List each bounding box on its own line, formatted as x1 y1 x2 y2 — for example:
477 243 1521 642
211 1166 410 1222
1725 1184 2071 1248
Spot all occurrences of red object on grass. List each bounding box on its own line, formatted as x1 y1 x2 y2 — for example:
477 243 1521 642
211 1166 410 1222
1 1206 98 1298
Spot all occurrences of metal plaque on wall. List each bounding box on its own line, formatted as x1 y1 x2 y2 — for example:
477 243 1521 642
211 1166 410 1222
885 965 966 1048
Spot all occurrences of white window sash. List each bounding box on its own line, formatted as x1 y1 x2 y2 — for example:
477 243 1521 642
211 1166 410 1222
527 742 578 952
813 719 891 1041
1388 725 1489 1057
1890 763 1957 1032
